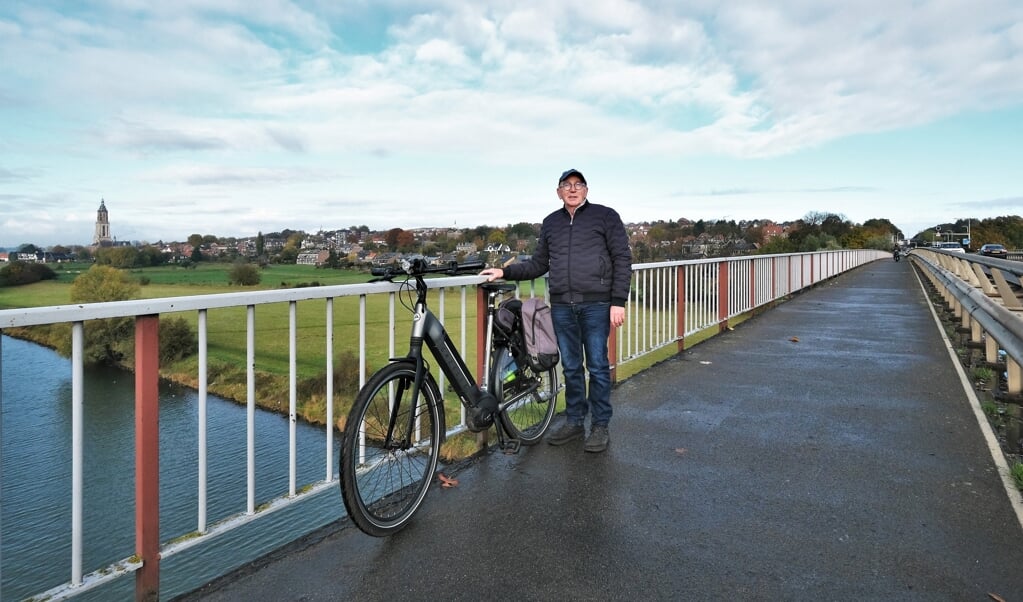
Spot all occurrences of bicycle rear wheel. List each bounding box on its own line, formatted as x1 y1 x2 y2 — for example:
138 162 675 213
494 349 558 445
339 362 442 537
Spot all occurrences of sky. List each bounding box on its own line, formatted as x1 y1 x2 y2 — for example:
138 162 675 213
1 1 1022 249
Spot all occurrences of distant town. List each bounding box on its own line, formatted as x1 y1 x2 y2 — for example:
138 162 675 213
3 199 1018 269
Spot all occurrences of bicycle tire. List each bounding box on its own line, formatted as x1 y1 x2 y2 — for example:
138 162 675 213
493 346 558 445
339 361 442 537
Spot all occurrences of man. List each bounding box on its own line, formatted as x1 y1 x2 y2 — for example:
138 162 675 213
481 169 632 453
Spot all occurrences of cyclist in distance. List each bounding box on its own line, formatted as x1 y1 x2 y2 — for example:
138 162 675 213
481 168 632 453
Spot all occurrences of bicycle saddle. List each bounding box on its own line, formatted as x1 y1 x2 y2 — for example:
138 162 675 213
480 282 517 293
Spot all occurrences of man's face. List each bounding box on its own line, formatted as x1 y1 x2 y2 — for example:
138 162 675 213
557 176 587 211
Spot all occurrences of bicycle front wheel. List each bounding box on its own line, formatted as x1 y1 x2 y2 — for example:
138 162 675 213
495 352 559 445
339 362 442 537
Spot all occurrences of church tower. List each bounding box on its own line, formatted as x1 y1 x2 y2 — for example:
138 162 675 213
93 199 112 246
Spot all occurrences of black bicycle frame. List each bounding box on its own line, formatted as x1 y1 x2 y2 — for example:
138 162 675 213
384 274 493 448
415 302 481 407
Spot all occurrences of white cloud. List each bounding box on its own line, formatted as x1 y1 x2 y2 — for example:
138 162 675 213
1 1 1021 246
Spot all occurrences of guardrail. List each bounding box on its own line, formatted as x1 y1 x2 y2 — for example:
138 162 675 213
0 249 885 600
907 248 1023 396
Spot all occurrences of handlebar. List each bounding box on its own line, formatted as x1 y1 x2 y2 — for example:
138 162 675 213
370 258 485 282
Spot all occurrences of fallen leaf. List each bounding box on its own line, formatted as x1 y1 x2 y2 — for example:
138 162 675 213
989 594 1006 602
675 447 688 455
789 336 800 343
437 473 459 488
699 361 712 365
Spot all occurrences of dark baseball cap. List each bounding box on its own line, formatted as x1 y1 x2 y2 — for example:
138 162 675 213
558 169 586 185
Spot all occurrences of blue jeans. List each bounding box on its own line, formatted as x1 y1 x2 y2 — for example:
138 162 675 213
551 302 612 428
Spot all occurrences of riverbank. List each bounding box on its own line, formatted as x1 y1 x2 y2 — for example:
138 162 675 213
3 325 348 427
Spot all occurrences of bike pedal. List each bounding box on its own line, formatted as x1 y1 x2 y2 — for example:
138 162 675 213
502 439 521 454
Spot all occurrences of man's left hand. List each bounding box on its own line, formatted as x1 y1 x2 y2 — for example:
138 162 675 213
610 306 625 328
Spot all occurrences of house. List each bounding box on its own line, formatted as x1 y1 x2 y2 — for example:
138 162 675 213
296 250 330 266
762 222 786 240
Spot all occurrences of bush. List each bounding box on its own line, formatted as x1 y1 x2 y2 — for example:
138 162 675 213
160 316 196 363
0 260 57 286
229 262 261 286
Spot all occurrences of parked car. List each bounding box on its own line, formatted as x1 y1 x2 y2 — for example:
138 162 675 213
978 243 1008 257
933 242 966 253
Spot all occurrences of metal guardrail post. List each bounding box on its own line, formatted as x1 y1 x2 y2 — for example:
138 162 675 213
911 254 1023 395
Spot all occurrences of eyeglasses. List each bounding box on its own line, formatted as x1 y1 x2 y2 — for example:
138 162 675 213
559 182 587 190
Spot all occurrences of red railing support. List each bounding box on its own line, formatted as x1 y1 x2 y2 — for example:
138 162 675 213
135 315 160 601
717 261 730 331
676 265 686 353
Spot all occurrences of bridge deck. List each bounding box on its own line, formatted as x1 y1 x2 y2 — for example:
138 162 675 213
179 259 1023 601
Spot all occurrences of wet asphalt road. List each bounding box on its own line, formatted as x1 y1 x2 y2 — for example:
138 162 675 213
177 258 1023 601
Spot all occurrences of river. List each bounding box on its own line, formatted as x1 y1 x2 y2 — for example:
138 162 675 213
1 335 344 600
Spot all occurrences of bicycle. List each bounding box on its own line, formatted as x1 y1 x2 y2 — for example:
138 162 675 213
339 257 560 536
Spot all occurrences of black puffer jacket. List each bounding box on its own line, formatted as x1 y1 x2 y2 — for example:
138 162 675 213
503 200 632 306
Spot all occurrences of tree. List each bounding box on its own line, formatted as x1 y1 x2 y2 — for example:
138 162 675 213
71 265 140 303
229 261 261 285
95 246 139 268
506 222 537 240
397 230 416 251
137 245 168 267
324 248 339 269
384 228 403 250
65 265 141 365
487 230 507 245
277 246 298 264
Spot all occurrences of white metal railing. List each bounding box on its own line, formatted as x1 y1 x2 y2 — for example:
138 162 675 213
1 275 485 601
0 250 885 600
616 251 886 369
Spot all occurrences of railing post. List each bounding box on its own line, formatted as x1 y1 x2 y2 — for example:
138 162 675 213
717 261 729 331
135 315 160 601
749 259 756 309
676 265 686 353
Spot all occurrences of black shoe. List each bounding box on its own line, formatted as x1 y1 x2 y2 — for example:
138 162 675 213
546 422 584 445
584 425 610 453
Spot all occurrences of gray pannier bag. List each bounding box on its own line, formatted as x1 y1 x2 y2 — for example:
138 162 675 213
520 298 560 372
